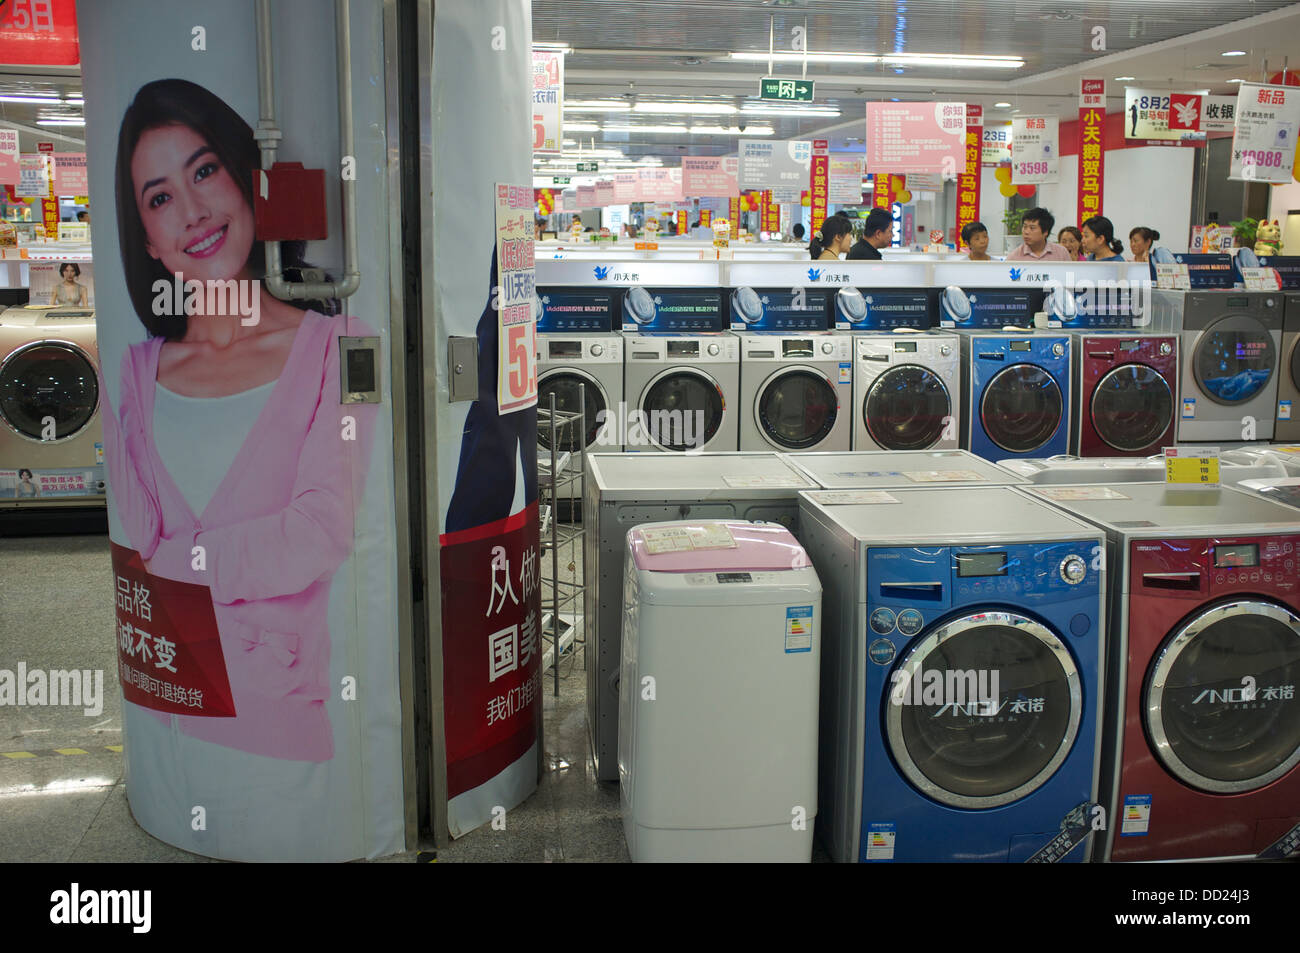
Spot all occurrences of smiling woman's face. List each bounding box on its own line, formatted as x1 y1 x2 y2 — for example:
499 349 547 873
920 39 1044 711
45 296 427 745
131 123 253 283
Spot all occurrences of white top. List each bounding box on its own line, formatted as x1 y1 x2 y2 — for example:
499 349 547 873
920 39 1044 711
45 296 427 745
153 380 275 517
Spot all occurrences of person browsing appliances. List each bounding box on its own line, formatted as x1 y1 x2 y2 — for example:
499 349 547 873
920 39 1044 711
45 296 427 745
846 208 893 260
810 214 854 260
1081 216 1125 261
1006 207 1072 261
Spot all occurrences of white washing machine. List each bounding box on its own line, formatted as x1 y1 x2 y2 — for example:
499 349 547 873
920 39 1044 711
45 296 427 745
621 332 739 452
853 332 961 451
738 332 853 452
619 519 821 861
787 448 1027 489
1237 476 1300 510
997 452 1290 486
0 306 105 507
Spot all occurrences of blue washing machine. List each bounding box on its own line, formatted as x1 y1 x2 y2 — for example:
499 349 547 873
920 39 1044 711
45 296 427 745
961 332 1072 461
798 485 1105 863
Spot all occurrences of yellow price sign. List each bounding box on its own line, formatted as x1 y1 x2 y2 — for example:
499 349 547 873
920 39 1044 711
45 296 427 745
1165 454 1219 488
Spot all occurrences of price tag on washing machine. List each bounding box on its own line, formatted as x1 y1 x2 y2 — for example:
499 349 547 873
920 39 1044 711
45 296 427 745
1240 267 1282 291
805 490 901 505
640 524 737 554
1164 446 1220 489
903 470 987 483
1153 263 1190 290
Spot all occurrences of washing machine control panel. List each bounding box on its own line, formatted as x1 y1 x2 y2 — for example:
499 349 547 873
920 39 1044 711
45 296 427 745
1131 534 1300 597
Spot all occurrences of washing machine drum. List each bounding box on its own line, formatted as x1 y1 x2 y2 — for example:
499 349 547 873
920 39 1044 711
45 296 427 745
862 365 951 450
1145 599 1300 794
757 368 837 449
1290 334 1300 391
537 370 606 452
1090 362 1174 452
1192 315 1277 405
641 370 724 451
979 363 1063 453
0 342 98 441
884 610 1082 809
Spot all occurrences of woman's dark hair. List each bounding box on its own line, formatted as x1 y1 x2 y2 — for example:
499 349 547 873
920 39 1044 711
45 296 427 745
59 261 81 278
809 214 853 259
1129 226 1160 245
115 78 337 340
18 468 32 480
792 222 805 240
1022 207 1055 235
1083 215 1123 255
1057 226 1082 247
960 221 988 244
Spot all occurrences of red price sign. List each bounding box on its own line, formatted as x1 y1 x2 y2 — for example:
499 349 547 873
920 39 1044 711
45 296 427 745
0 0 78 65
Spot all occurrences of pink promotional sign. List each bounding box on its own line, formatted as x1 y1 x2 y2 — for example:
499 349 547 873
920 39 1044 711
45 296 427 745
576 184 595 207
828 156 863 203
594 180 615 206
639 167 684 203
866 101 966 174
0 127 18 187
681 156 739 198
53 152 88 194
613 171 641 203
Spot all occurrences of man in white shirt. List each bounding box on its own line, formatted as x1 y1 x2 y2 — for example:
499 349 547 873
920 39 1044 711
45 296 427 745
1006 207 1072 262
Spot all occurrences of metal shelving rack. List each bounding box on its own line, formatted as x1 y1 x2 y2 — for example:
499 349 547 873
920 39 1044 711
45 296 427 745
538 387 587 697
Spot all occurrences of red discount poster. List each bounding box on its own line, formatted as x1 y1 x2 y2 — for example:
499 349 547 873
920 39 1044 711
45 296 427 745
957 105 982 249
0 0 79 65
810 139 829 238
1078 80 1106 227
728 196 740 238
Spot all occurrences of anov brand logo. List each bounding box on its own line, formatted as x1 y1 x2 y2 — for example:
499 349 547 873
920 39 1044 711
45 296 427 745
593 265 610 280
1008 267 1023 281
807 267 821 281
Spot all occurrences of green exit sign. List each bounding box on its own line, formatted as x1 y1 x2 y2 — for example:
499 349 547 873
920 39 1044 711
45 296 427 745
552 176 571 184
760 77 814 102
575 161 598 172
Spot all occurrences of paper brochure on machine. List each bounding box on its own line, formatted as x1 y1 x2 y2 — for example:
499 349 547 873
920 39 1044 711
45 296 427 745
904 470 986 483
641 524 738 554
1032 486 1132 501
806 490 901 505
722 474 809 488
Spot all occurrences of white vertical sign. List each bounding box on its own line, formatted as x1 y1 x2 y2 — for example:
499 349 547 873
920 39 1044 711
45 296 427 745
1229 84 1300 182
1010 116 1059 183
531 50 563 155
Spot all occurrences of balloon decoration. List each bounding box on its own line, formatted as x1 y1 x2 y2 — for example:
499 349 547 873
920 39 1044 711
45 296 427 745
998 182 1018 197
1267 68 1300 86
896 189 913 204
994 166 1013 184
1017 184 1036 198
800 189 810 207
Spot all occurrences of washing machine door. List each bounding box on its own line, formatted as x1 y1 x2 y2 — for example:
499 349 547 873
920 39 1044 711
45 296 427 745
1145 599 1300 794
979 363 1064 453
640 368 725 451
1289 334 1300 392
862 364 952 451
755 367 837 450
537 369 607 452
1090 363 1174 452
0 341 98 442
884 610 1082 809
1192 315 1277 405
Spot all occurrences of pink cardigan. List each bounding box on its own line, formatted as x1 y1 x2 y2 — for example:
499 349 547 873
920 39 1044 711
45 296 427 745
101 311 378 761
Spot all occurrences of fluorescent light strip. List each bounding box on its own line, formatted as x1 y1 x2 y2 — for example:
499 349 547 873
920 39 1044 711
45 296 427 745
689 125 774 135
36 118 85 126
601 124 688 134
728 51 876 64
738 104 841 117
563 122 600 132
879 53 1022 69
533 42 572 53
0 94 63 104
632 101 736 115
563 101 631 112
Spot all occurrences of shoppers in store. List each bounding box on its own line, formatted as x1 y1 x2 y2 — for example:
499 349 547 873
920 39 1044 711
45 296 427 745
1057 226 1084 261
790 222 805 243
846 207 893 260
961 221 992 261
810 213 855 260
1128 226 1159 262
1006 207 1071 261
1081 215 1125 260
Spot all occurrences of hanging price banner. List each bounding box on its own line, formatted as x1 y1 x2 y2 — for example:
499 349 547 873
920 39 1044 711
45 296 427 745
1164 446 1220 489
495 183 537 415
1010 116 1059 183
1229 84 1300 182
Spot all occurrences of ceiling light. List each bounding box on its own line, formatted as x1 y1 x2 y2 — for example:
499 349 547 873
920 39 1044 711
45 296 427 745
633 101 736 115
1221 50 1247 57
36 117 84 126
994 102 1011 108
879 53 1023 69
563 122 600 132
689 125 774 135
0 94 62 104
533 42 572 54
602 123 688 134
1227 78 1246 84
64 97 84 106
727 51 877 65
739 103 841 117
1115 76 1135 81
563 101 631 112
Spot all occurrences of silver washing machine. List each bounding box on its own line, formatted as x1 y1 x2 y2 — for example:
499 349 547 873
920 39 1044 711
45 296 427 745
997 451 1289 486
853 332 961 451
1151 289 1283 442
738 331 853 452
1277 294 1300 441
1236 477 1300 510
0 306 105 507
621 332 739 452
786 448 1026 489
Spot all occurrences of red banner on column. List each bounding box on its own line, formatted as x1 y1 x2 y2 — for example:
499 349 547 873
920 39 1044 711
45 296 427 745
676 209 687 234
0 0 79 65
1078 80 1106 228
700 209 711 228
957 104 983 249
728 196 739 239
872 172 893 211
810 139 829 238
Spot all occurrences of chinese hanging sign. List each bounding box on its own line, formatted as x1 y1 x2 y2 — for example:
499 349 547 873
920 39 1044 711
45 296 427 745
531 50 563 154
681 156 740 198
1010 116 1059 183
957 104 982 250
1229 84 1300 183
828 156 864 203
0 0 79 66
738 139 811 194
865 101 965 173
1124 88 1206 141
1078 81 1105 226
809 139 829 238
495 183 537 415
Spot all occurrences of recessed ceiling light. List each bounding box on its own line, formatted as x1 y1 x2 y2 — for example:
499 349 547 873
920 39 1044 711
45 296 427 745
1221 50 1247 57
994 102 1011 108
633 101 736 115
1227 78 1246 84
0 94 62 104
36 117 84 126
1115 76 1135 81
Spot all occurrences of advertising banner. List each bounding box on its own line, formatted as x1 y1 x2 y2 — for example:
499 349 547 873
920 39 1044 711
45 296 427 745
1229 83 1300 182
1010 116 1059 183
0 0 79 66
809 139 829 237
1201 95 1238 132
612 171 638 203
957 104 982 249
593 179 615 206
738 138 810 191
1078 83 1105 226
576 183 595 207
1124 88 1205 141
681 155 739 198
872 172 896 211
866 101 965 174
828 155 863 203
495 184 537 415
640 167 683 203
531 50 563 154
16 152 49 198
30 260 93 306
52 151 88 194
728 196 740 238
982 121 1012 165
77 0 404 861
0 126 17 186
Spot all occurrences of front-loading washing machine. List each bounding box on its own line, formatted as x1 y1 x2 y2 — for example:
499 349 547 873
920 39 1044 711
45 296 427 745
1277 293 1300 441
1024 482 1300 861
0 306 105 506
799 485 1105 862
1151 289 1283 443
853 333 961 451
787 448 1026 490
962 332 1072 462
622 332 739 452
1073 333 1177 457
584 451 818 781
738 332 852 452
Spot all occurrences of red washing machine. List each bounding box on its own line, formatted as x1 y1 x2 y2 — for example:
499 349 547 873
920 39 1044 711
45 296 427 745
1026 483 1300 861
1073 333 1178 457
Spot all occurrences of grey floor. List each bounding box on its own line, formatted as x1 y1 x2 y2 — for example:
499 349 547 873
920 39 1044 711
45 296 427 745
0 526 625 863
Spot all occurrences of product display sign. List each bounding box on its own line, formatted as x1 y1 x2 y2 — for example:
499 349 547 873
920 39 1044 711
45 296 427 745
1200 95 1238 132
727 288 831 331
620 288 724 332
1077 88 1105 226
828 156 863 203
957 105 982 249
16 152 49 197
531 50 563 154
738 138 811 191
29 260 94 306
1010 116 1059 183
0 126 17 186
810 139 829 238
1229 83 1300 182
1124 88 1205 141
681 156 739 198
834 289 933 330
1170 253 1235 288
939 289 1040 329
52 151 87 194
866 101 965 173
1257 256 1300 289
496 183 538 414
982 121 1012 164
1164 446 1220 490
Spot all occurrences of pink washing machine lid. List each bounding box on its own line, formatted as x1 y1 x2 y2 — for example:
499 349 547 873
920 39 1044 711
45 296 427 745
629 520 806 572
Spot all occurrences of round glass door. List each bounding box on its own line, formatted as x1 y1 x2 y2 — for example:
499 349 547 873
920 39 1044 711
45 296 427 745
756 368 837 449
1145 600 1300 794
641 370 724 452
863 365 951 451
979 364 1063 453
0 342 98 442
1193 316 1276 405
884 611 1081 809
537 371 606 452
1289 334 1300 392
1090 363 1174 452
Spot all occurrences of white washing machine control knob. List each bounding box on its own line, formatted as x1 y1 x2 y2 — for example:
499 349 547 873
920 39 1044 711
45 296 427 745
1052 342 1066 357
1159 342 1171 355
590 343 604 357
821 342 835 355
940 344 952 356
707 342 721 356
1059 555 1087 584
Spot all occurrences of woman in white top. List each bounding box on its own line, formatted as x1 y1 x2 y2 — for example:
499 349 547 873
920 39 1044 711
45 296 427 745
50 262 89 307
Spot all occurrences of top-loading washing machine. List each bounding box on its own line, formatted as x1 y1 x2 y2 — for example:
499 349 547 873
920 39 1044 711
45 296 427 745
583 451 818 781
1151 289 1283 443
998 452 1289 486
786 448 1027 489
1237 477 1300 510
738 331 853 452
852 333 961 451
798 485 1105 862
1277 293 1300 442
1072 333 1177 456
961 331 1072 462
0 305 105 506
1022 482 1300 861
